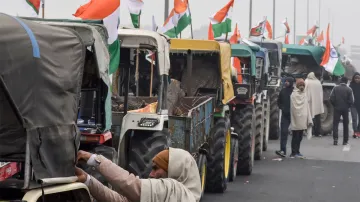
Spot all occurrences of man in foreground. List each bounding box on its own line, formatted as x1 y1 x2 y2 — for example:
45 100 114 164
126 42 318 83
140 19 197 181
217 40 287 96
305 72 324 137
330 77 354 145
276 77 294 157
76 148 201 202
290 79 313 158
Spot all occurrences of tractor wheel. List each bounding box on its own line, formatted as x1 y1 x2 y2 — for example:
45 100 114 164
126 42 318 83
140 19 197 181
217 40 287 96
263 99 270 151
79 145 118 187
269 88 280 140
321 99 334 136
229 136 239 182
231 105 253 176
205 117 231 193
254 104 263 161
197 154 207 199
127 130 170 178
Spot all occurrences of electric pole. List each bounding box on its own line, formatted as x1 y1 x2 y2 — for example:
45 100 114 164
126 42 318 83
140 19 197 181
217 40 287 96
293 0 296 43
307 0 309 30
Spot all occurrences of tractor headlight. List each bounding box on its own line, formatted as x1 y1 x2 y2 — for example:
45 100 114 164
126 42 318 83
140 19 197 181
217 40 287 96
138 118 160 128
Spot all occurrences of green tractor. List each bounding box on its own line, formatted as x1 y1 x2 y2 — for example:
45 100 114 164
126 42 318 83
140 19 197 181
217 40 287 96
248 38 283 140
281 44 344 135
229 43 269 175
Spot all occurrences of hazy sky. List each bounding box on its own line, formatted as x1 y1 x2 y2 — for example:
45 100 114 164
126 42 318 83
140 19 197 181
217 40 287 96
0 0 355 50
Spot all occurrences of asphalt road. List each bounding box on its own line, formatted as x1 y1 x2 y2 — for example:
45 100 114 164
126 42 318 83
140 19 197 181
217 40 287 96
203 132 360 202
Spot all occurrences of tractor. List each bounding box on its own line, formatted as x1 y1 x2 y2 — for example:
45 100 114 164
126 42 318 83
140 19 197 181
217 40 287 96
248 38 283 140
281 44 344 136
167 39 238 194
0 14 93 201
229 43 269 175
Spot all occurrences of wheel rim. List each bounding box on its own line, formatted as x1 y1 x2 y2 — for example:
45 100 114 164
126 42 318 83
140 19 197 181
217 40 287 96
321 102 329 122
201 162 206 193
224 130 231 178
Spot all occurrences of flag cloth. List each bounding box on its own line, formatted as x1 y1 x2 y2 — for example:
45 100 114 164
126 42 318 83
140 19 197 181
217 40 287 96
158 0 191 38
229 23 240 44
209 0 234 38
282 18 290 34
22 0 41 17
264 20 273 39
316 30 324 43
229 23 242 83
145 15 157 65
284 34 289 44
320 24 345 76
128 0 144 28
208 22 215 40
307 25 318 36
74 0 120 74
250 20 265 37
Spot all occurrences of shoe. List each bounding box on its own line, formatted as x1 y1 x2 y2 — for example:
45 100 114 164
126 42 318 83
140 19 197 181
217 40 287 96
356 132 360 137
334 140 338 145
276 150 286 157
343 142 349 146
295 154 305 159
353 135 358 139
289 154 296 158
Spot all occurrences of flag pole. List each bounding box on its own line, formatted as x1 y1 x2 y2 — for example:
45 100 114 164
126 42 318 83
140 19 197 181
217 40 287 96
188 0 194 39
272 0 276 39
42 0 45 19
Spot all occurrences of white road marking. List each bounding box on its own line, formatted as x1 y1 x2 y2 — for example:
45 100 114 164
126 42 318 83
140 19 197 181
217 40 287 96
343 145 351 152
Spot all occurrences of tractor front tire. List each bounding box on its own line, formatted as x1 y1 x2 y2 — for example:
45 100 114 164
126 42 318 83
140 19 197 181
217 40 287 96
321 99 334 136
205 118 231 193
232 105 253 176
197 154 207 199
254 104 263 161
127 130 170 178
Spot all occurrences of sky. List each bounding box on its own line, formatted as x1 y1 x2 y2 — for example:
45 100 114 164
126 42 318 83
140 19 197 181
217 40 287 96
0 0 355 51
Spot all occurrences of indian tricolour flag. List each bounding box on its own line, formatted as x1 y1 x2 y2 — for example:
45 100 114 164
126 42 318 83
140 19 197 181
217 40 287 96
22 0 41 17
74 0 121 75
128 0 144 28
208 0 234 38
158 0 191 38
320 24 345 76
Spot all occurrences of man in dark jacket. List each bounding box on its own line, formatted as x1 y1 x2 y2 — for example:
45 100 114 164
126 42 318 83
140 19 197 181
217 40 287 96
330 77 354 145
349 72 360 138
276 77 294 157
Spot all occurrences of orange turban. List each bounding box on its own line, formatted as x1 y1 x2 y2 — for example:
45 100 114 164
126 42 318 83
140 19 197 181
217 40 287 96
152 149 169 172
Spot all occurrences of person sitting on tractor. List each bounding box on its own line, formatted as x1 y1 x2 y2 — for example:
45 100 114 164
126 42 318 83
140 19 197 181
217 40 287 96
75 148 201 202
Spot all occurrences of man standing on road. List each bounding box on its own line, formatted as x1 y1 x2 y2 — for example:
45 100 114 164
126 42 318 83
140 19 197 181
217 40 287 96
75 148 201 202
290 79 313 158
349 72 360 138
276 77 294 157
305 72 324 137
330 77 354 145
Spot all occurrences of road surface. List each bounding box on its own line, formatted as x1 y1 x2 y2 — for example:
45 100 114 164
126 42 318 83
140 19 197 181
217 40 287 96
203 133 360 202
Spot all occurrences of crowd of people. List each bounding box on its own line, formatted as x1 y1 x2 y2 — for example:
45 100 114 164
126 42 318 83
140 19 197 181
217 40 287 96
276 72 360 158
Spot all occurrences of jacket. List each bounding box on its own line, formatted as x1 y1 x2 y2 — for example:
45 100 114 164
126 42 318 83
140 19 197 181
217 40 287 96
278 77 294 118
330 83 354 111
305 72 324 117
290 87 313 130
349 72 360 109
87 147 201 202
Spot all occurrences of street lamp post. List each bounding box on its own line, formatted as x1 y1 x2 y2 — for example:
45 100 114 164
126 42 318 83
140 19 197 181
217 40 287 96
273 0 275 39
249 0 253 32
293 0 296 43
164 0 169 22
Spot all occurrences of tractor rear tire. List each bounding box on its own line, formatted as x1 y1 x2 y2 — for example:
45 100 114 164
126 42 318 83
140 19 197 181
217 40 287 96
80 145 118 187
269 88 280 140
205 117 231 193
254 104 263 161
197 154 207 199
229 136 238 182
321 99 334 136
127 130 170 178
263 99 270 151
232 105 253 176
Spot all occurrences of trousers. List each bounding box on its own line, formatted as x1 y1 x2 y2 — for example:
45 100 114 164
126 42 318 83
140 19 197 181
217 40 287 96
291 130 303 155
333 109 349 143
280 115 291 154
